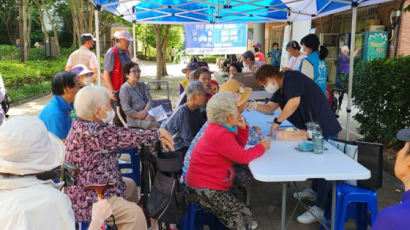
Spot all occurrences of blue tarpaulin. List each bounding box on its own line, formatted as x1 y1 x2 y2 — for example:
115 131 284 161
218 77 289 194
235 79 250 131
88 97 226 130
89 0 391 24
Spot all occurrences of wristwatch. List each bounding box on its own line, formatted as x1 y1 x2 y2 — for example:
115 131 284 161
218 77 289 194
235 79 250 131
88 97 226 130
274 117 282 125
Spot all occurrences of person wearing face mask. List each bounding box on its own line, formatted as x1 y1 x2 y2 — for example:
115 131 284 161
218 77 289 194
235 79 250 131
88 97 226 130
39 71 80 142
372 129 410 230
162 81 207 155
119 61 159 129
241 50 264 73
282 40 305 71
64 85 175 230
186 92 271 230
249 64 341 139
252 42 265 62
65 33 98 84
299 34 328 94
71 64 94 87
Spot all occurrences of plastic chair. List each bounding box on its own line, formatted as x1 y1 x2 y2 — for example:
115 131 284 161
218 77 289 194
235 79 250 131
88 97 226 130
180 203 226 230
336 183 378 230
323 140 383 230
117 148 141 186
75 222 89 230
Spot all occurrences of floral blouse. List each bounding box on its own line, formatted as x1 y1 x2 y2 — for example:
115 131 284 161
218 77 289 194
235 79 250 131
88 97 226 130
64 119 159 222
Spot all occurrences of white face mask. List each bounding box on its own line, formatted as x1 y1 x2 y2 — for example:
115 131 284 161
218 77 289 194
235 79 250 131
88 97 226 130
101 109 115 123
82 76 91 85
265 81 279 94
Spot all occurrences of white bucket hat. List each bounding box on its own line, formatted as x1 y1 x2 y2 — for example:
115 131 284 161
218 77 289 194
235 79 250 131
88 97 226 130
114 30 135 41
71 64 94 77
0 116 64 175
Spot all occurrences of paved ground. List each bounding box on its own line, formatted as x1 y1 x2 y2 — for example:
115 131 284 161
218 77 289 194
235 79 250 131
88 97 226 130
6 60 405 229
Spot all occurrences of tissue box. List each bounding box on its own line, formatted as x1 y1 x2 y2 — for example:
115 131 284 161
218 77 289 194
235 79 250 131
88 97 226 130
276 130 308 141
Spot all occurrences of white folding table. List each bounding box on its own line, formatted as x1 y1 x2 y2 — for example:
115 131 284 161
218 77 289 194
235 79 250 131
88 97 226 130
243 110 370 230
249 91 272 101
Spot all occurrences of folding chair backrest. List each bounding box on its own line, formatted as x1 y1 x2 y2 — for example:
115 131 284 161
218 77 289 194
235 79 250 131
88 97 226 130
329 139 359 186
356 141 383 190
114 91 128 127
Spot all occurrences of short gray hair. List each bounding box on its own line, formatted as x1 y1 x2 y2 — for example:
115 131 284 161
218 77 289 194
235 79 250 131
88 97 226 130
186 81 205 100
206 92 238 125
74 86 110 118
341 45 349 53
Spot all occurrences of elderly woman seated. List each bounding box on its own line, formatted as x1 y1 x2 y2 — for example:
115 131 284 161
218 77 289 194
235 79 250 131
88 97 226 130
162 81 206 154
0 116 112 230
64 85 174 230
186 92 271 230
119 61 159 129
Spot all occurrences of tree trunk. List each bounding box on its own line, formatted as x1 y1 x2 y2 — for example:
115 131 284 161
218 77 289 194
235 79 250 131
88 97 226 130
19 0 25 62
42 0 60 56
153 24 170 80
88 2 94 34
71 0 81 47
33 0 50 46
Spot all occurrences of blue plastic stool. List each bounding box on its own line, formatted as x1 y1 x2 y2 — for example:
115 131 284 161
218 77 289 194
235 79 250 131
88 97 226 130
75 221 89 230
324 183 378 230
117 148 141 186
180 203 226 230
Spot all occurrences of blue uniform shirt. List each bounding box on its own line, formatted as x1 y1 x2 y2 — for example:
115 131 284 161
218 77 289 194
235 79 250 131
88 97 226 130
269 71 341 138
39 95 74 139
372 190 410 230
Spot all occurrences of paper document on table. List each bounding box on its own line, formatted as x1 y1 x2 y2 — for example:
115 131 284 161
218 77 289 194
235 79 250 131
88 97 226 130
148 105 168 122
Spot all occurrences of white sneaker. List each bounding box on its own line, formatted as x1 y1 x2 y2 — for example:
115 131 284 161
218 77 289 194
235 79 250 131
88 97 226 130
293 188 317 201
251 220 258 230
296 206 325 224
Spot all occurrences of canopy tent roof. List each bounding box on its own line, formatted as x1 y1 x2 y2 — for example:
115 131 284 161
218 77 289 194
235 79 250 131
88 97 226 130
89 0 391 24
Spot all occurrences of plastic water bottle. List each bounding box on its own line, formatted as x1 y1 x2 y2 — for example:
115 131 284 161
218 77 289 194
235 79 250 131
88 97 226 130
313 132 324 154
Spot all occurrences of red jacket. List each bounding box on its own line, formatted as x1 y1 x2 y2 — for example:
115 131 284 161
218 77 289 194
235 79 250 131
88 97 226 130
111 46 130 91
186 123 265 191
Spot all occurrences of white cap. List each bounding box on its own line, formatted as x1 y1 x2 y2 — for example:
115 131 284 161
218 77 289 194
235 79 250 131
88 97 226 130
114 30 135 41
71 64 94 77
0 116 64 175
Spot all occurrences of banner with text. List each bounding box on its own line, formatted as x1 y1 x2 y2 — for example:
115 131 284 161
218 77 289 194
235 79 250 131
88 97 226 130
185 24 247 55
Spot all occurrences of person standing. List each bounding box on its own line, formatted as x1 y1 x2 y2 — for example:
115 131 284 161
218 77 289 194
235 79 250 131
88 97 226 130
299 34 328 94
241 51 264 73
103 30 133 101
268 42 281 68
282 41 305 71
170 46 176 63
65 33 98 84
252 42 265 62
0 74 5 126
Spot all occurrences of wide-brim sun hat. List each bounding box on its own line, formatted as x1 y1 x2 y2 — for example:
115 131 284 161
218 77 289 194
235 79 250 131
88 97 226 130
114 30 135 42
219 79 252 106
0 116 64 175
71 64 93 77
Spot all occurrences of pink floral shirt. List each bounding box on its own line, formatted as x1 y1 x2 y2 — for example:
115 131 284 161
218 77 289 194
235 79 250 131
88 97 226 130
64 119 159 222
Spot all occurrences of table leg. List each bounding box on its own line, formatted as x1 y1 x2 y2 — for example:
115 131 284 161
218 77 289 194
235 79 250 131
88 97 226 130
331 181 337 230
281 183 287 230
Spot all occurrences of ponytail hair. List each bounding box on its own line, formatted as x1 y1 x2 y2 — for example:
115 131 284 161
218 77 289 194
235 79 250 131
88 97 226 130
319 45 328 60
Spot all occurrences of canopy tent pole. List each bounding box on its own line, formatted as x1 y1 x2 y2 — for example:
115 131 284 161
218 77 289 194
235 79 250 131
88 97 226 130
95 5 101 86
132 21 137 61
345 1 358 140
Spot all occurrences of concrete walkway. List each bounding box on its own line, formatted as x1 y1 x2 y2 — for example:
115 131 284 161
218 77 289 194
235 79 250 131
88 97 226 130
6 60 405 229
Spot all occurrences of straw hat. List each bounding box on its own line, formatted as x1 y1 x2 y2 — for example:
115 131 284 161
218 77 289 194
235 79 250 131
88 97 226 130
219 79 252 106
0 116 64 175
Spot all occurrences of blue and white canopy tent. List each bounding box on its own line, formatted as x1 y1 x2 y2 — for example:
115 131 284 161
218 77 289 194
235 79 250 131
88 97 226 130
88 0 391 142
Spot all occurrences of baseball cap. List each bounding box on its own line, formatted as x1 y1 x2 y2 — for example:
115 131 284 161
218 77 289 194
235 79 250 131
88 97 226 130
80 33 95 43
114 30 135 41
252 42 262 48
397 129 410 142
182 62 200 74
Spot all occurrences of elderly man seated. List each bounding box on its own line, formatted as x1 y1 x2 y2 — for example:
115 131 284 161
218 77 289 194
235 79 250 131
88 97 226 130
186 92 271 230
64 85 174 230
0 116 112 230
39 71 80 141
162 81 207 154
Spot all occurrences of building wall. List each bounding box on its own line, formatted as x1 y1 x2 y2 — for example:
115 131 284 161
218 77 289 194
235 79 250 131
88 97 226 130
397 0 410 56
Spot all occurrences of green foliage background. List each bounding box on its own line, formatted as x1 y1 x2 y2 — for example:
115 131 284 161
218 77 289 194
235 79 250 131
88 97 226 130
353 56 410 146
